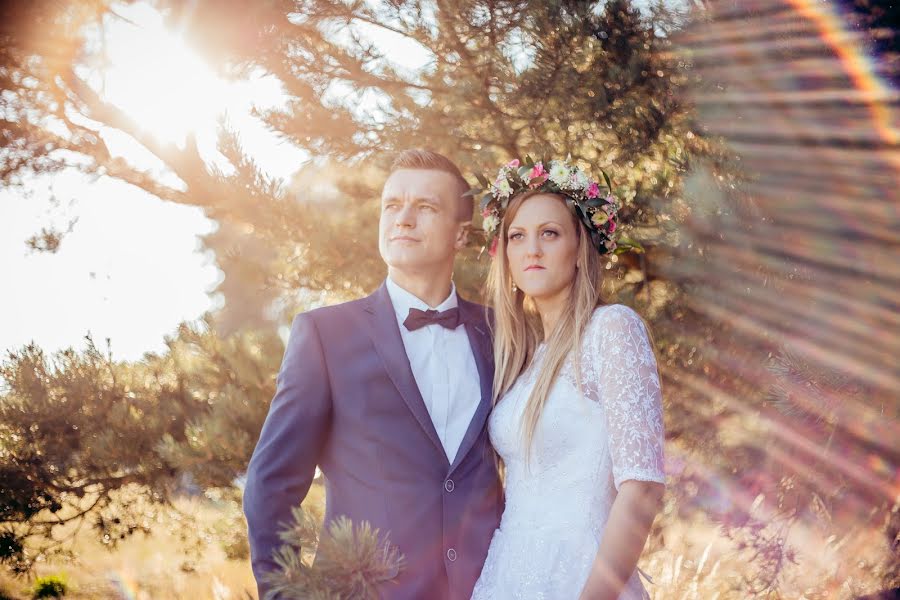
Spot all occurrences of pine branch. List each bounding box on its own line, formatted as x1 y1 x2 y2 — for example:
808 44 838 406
262 508 404 600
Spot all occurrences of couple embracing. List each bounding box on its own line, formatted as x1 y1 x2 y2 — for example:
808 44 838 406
242 150 666 600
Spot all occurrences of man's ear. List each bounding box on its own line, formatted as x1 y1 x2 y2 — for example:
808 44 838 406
455 220 472 250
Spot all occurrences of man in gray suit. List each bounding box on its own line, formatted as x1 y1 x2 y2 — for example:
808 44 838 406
243 149 503 600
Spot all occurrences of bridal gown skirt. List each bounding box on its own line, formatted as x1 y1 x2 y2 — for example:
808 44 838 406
471 522 650 600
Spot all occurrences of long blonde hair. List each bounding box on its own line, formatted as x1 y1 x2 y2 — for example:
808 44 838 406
487 191 606 456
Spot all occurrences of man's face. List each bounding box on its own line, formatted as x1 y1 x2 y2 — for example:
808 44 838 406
378 169 469 273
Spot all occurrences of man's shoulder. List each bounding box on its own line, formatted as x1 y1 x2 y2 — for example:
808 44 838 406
458 296 494 329
290 294 373 328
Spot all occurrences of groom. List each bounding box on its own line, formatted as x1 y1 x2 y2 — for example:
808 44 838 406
242 149 503 600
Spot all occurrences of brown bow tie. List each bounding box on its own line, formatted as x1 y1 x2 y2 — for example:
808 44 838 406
403 307 462 331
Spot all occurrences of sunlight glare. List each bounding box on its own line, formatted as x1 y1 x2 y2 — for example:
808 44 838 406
99 7 229 146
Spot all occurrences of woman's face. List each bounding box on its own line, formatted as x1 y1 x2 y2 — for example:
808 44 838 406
505 193 579 303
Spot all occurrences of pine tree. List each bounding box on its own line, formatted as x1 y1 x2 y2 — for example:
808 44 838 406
0 0 740 580
4 0 897 594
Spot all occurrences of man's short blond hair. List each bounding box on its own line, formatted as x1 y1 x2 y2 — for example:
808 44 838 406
389 149 473 220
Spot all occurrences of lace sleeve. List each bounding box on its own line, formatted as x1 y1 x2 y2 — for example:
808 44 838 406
587 305 666 491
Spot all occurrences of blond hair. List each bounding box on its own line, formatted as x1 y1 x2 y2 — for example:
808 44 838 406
389 149 472 220
487 191 608 458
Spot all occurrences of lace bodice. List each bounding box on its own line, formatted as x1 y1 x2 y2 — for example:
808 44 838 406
471 304 665 600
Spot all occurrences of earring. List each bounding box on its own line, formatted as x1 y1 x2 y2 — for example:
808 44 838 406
512 283 518 293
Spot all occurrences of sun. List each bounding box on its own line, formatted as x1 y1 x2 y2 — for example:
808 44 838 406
97 5 230 146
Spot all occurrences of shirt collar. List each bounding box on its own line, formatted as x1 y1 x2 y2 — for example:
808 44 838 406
385 276 458 323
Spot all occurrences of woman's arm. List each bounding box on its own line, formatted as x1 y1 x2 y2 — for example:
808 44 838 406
578 480 665 600
580 305 667 599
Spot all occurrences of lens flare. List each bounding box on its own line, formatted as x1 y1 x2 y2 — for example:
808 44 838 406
107 570 141 599
662 0 898 591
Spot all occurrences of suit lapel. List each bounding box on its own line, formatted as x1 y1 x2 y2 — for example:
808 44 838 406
363 283 447 463
450 297 494 474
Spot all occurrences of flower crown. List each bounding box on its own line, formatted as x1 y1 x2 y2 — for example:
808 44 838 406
469 157 640 257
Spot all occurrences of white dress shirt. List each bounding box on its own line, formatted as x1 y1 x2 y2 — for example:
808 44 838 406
385 277 482 464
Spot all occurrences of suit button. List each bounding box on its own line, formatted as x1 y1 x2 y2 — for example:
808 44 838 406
444 479 455 493
447 548 457 562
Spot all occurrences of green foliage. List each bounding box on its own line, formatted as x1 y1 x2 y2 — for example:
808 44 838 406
0 319 282 571
0 532 26 575
0 0 724 318
263 506 404 600
30 575 67 599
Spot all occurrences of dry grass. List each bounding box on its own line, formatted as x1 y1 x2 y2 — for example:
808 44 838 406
1 498 254 600
1 481 890 600
641 509 894 600
0 484 327 600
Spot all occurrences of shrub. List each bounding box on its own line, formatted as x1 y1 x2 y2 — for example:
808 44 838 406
31 575 67 599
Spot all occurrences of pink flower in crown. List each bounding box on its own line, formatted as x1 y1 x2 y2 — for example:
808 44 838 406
586 182 601 199
488 236 499 257
506 159 520 169
608 217 617 233
528 162 547 187
482 207 493 218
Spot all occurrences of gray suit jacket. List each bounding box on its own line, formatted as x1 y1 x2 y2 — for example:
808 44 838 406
243 282 503 599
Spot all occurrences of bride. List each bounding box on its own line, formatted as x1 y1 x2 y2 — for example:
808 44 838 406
470 159 666 600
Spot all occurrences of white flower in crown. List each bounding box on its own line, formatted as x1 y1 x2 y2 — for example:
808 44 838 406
469 156 639 258
482 214 500 233
570 169 590 190
548 161 571 186
493 178 513 198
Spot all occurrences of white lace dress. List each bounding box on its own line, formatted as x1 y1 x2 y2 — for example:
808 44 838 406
471 304 666 600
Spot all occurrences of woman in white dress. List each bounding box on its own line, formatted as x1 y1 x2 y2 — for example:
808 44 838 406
470 158 666 600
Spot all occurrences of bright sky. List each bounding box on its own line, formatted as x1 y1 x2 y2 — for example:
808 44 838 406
0 173 221 361
0 2 432 362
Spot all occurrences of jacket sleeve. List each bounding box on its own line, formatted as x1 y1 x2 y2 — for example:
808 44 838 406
242 312 332 599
